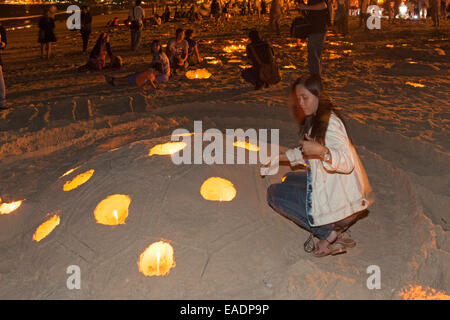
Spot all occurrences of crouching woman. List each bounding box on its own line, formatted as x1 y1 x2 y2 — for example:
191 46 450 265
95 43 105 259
262 75 373 257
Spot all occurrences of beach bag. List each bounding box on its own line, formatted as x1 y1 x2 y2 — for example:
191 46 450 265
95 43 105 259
290 16 311 39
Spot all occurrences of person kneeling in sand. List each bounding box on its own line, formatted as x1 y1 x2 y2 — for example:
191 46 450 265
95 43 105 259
82 33 123 71
105 61 163 90
166 28 189 75
150 40 170 83
262 75 373 258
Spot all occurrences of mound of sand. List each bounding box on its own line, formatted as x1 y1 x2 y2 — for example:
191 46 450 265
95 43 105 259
0 107 448 299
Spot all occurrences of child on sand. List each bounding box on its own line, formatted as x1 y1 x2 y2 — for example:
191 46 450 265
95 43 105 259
105 61 163 90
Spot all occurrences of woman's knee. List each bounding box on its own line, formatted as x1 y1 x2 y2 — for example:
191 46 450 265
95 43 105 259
266 183 282 208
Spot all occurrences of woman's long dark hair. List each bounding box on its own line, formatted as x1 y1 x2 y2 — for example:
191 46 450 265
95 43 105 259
289 75 351 145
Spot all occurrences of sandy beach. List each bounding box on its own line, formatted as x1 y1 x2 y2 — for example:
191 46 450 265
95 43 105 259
0 10 449 299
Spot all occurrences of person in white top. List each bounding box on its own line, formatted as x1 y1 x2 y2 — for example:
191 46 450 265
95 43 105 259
129 0 145 51
262 75 373 257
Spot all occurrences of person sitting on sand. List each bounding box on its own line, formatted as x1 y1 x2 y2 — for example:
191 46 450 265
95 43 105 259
150 40 170 83
105 61 163 90
185 29 203 66
242 29 278 90
166 28 189 75
162 5 171 23
262 75 372 258
85 33 121 71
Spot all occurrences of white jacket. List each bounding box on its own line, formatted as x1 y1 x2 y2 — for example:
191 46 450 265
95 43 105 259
285 112 373 227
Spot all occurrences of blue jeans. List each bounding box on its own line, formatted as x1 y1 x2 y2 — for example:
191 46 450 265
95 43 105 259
0 66 5 107
267 171 333 240
267 171 359 240
131 29 141 50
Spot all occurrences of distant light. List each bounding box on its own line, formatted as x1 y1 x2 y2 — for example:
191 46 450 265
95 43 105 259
399 3 407 15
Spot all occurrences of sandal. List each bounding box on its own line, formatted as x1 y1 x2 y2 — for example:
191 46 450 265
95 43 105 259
312 232 347 258
312 242 346 258
335 232 356 248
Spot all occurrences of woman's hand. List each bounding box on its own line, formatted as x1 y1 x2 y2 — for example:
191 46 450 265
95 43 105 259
299 135 327 157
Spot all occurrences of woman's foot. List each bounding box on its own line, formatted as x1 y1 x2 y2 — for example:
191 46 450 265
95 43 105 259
312 231 346 257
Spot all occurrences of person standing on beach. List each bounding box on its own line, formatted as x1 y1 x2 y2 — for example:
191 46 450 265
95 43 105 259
430 0 441 25
129 0 145 51
38 7 57 60
296 0 330 77
270 0 283 35
0 23 7 109
80 6 92 53
358 0 368 28
419 0 429 19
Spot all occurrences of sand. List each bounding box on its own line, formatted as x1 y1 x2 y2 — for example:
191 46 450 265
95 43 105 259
0 11 449 299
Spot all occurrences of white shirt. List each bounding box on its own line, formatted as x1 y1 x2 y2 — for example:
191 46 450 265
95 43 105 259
129 6 145 22
262 112 373 226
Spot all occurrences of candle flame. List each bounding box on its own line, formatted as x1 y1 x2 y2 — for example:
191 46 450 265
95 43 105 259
113 210 118 224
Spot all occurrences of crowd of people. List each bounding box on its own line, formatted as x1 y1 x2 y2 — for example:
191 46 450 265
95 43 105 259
0 0 448 107
3 0 450 259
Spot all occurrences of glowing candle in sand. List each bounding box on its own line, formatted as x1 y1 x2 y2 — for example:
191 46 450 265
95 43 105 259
32 214 60 242
138 241 175 277
405 81 425 87
149 142 187 156
185 69 212 79
0 200 23 215
63 170 94 191
200 177 236 202
233 140 259 151
94 194 131 225
156 249 161 274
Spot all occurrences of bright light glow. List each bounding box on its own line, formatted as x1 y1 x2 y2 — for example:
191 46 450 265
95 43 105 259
63 170 94 191
200 177 237 202
94 194 131 226
138 241 175 277
149 142 187 156
32 214 60 242
233 141 260 151
405 81 425 87
399 285 450 300
0 200 23 215
59 166 80 178
283 65 297 69
223 44 246 53
185 69 212 79
399 3 407 15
